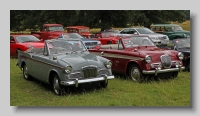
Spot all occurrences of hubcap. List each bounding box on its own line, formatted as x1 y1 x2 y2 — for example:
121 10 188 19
23 66 28 79
131 67 140 81
53 77 60 95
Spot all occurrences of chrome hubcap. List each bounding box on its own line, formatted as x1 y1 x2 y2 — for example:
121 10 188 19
53 77 60 94
131 67 140 81
23 66 28 79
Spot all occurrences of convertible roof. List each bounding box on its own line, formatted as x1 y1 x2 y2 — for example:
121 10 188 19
151 24 180 26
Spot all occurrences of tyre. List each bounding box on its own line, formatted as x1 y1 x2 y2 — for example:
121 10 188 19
52 74 65 96
172 71 178 78
129 64 144 82
107 41 112 44
100 81 108 88
22 64 31 80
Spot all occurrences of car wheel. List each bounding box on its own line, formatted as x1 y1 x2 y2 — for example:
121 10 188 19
187 62 190 72
129 64 143 82
23 64 31 80
100 81 108 88
172 71 178 78
107 41 112 44
52 74 65 96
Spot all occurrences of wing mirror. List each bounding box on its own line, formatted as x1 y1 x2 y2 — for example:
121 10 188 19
134 32 138 35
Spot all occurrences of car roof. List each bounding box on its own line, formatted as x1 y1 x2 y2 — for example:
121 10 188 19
10 34 35 37
151 24 180 27
122 27 148 29
67 26 89 29
43 24 62 26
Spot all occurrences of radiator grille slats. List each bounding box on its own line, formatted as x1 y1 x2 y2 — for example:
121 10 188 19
82 66 98 78
160 55 171 68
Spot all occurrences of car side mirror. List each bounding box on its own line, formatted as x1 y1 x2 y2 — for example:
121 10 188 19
134 32 138 35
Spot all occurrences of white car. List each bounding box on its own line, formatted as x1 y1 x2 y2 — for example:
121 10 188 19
117 27 169 45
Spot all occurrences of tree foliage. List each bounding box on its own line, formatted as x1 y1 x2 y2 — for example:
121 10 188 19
10 10 189 31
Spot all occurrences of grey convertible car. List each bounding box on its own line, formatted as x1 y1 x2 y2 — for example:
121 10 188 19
16 39 114 96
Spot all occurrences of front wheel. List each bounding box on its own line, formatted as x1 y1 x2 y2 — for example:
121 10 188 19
52 74 65 96
129 64 144 82
23 64 31 80
100 81 108 88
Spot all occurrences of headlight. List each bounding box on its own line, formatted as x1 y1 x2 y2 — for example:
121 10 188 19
145 55 152 63
97 41 102 45
183 34 186 37
27 45 34 49
105 61 112 68
178 52 184 60
64 66 72 74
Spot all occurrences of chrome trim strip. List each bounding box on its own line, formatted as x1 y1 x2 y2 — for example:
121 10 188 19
143 66 185 75
60 75 114 86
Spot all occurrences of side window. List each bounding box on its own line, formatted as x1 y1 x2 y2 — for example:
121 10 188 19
120 29 129 34
129 29 135 34
10 36 15 43
164 26 173 32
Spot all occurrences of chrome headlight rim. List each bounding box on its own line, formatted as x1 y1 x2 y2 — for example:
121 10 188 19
105 61 112 69
64 66 72 74
97 41 102 45
145 55 152 63
178 52 184 60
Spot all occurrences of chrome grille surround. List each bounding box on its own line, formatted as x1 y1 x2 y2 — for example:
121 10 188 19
81 65 98 78
160 55 171 68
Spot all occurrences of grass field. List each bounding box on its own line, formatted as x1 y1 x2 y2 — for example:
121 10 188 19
10 58 190 106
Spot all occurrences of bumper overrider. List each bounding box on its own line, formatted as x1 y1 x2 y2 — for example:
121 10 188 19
143 66 185 76
60 75 114 87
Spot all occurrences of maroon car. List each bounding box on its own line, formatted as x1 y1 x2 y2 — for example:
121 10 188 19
89 35 185 82
10 35 44 57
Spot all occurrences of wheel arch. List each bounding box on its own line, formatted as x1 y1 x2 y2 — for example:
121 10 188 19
126 61 141 75
48 70 59 85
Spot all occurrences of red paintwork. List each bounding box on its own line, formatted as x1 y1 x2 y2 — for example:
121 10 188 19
91 36 120 45
10 35 44 57
66 26 93 38
31 24 64 41
92 32 120 45
89 35 184 76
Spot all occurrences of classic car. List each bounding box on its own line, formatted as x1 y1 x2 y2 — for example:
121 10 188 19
92 32 120 45
57 33 102 49
89 35 185 82
66 26 94 39
117 27 169 45
16 38 114 96
150 24 190 40
10 34 44 57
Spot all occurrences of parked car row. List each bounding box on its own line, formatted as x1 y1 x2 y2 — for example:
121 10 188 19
11 24 190 96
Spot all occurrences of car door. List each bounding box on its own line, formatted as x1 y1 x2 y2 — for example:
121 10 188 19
10 36 17 56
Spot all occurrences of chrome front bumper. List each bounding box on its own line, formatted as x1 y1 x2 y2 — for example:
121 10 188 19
60 75 114 87
143 66 185 76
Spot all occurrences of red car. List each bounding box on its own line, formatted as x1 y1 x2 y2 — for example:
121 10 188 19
89 35 185 82
10 35 44 57
92 32 120 45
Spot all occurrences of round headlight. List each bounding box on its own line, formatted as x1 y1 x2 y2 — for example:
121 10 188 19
145 55 152 63
97 41 102 45
65 66 72 74
105 61 112 68
178 52 184 60
183 34 186 37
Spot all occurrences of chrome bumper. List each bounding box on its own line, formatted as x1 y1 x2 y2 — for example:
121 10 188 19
143 66 185 76
60 75 114 87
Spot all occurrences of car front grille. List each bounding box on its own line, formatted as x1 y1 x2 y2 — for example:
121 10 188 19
82 65 98 78
85 42 98 46
160 55 171 68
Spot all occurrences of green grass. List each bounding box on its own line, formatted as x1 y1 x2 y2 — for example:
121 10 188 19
10 58 190 106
